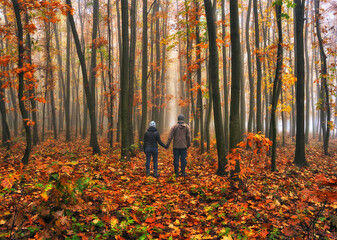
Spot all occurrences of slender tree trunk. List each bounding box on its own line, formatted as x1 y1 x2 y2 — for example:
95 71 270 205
88 0 99 147
221 0 228 153
240 6 245 137
150 10 155 122
281 89 285 146
107 0 114 147
66 0 100 154
304 8 310 144
229 0 242 181
253 0 262 132
12 0 32 164
194 0 203 151
205 51 212 152
294 0 308 167
116 0 122 143
26 12 39 145
0 67 10 148
128 0 137 145
160 7 168 133
9 83 18 137
120 0 130 159
246 0 254 133
53 23 65 135
204 0 227 176
139 0 148 145
269 2 283 172
315 0 330 155
65 18 71 141
154 0 161 124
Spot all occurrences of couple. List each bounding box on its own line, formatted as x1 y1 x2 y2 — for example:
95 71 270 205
143 114 191 178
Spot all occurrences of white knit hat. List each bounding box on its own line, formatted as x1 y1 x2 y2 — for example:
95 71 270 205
149 121 156 127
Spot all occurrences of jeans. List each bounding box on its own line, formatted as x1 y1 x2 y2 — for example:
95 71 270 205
145 147 158 171
173 148 187 173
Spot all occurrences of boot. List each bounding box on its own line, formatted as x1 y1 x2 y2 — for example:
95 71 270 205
146 169 150 176
174 166 179 177
154 169 159 178
181 167 186 177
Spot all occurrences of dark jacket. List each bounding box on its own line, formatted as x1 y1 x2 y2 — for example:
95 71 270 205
143 126 166 151
167 121 191 149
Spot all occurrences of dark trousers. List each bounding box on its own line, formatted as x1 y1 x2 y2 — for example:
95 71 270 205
145 147 158 172
173 148 187 174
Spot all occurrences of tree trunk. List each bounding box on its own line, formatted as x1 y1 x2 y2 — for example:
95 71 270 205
26 12 39 145
304 8 310 144
281 89 285 146
12 0 32 164
204 0 227 176
253 0 262 132
107 0 114 147
194 0 203 151
246 0 254 133
293 0 308 167
0 79 10 148
65 18 71 141
53 23 65 135
221 0 228 153
139 0 148 146
269 2 283 172
66 0 100 154
88 0 99 147
229 0 242 181
154 0 161 124
120 0 130 159
315 0 330 155
128 0 137 145
160 6 168 133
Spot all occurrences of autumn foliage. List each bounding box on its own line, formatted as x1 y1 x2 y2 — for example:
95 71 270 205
1 137 337 239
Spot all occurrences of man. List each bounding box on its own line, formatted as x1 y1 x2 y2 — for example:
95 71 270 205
166 114 191 177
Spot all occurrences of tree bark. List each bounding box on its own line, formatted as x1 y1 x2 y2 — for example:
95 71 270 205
120 0 130 159
253 0 262 132
66 0 100 154
315 0 330 155
221 0 229 153
204 0 227 176
229 0 242 181
194 0 203 151
139 0 148 146
246 0 254 133
294 0 308 167
65 18 71 141
304 7 310 144
269 2 283 172
25 12 39 146
12 0 32 164
128 0 137 145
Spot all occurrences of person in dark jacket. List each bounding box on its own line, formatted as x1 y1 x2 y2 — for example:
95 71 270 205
143 121 167 177
166 114 191 177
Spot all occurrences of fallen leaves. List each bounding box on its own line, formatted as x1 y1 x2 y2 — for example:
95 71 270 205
0 138 337 239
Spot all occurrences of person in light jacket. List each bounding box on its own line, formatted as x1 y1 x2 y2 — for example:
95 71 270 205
166 114 191 177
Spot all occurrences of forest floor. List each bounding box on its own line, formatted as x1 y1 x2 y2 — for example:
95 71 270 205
0 136 337 239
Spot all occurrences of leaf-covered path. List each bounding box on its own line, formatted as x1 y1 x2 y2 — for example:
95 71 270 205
1 138 337 239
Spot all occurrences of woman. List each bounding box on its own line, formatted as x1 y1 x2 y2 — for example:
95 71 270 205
143 121 167 177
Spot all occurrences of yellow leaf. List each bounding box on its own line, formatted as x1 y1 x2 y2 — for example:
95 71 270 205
111 217 118 227
41 191 48 201
92 219 100 224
